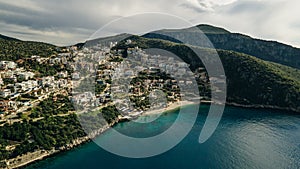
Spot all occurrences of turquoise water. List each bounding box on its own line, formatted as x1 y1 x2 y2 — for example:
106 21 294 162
26 105 300 169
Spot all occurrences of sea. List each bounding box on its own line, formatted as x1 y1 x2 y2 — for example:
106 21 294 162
25 104 300 169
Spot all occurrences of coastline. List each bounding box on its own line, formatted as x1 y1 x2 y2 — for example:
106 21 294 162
3 100 299 169
3 137 91 169
141 100 199 116
2 100 198 169
225 102 300 114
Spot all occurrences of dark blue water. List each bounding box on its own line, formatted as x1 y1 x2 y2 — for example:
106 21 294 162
26 105 300 169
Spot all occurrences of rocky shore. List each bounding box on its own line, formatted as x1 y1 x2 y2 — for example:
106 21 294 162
1 137 91 169
226 102 300 114
1 118 121 169
2 101 298 169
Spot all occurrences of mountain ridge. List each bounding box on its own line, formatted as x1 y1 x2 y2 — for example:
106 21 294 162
0 34 57 61
0 34 21 41
142 25 300 69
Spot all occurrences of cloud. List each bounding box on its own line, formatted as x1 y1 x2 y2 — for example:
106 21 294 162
184 0 300 47
225 0 266 14
0 0 186 45
180 0 238 12
0 0 299 47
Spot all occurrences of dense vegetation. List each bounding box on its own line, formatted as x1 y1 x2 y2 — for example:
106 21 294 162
219 50 300 111
0 94 82 161
30 94 75 118
100 106 121 123
20 59 70 77
0 34 58 60
143 24 300 69
0 115 86 161
79 106 121 134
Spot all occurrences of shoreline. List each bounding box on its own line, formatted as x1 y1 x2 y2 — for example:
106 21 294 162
225 102 300 114
3 101 299 169
4 137 92 169
141 100 199 116
2 101 198 169
140 100 299 116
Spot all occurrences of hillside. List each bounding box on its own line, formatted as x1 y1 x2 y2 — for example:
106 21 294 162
219 50 300 111
114 35 300 112
1 30 299 113
0 34 20 41
0 34 58 61
143 24 300 69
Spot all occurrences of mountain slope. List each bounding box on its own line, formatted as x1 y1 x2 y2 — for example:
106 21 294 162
0 34 21 41
0 34 58 60
143 24 300 69
114 36 300 112
219 50 300 111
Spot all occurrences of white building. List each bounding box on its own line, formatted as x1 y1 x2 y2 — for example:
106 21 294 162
49 58 61 64
31 55 40 59
57 79 68 88
177 62 188 68
166 65 174 72
17 72 35 80
0 89 11 98
41 76 55 87
177 68 187 75
72 72 80 80
58 71 68 78
15 80 38 92
124 69 134 76
0 61 17 70
7 62 17 69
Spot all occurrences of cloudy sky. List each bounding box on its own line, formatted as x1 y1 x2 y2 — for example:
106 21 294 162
0 0 300 47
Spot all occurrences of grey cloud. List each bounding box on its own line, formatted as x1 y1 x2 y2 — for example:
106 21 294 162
0 0 120 45
0 0 183 45
179 3 207 13
0 2 104 30
224 0 266 14
6 30 37 36
0 0 300 47
0 2 43 16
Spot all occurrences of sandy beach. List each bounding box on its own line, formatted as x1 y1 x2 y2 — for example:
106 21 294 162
142 100 200 116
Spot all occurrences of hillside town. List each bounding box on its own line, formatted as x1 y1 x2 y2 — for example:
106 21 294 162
0 59 70 122
71 40 208 118
0 38 214 168
0 39 213 125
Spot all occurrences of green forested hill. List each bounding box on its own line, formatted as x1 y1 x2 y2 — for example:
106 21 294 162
143 24 300 69
115 35 300 112
218 50 300 111
0 34 58 60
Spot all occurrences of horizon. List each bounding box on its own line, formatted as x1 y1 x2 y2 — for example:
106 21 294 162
2 23 300 49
